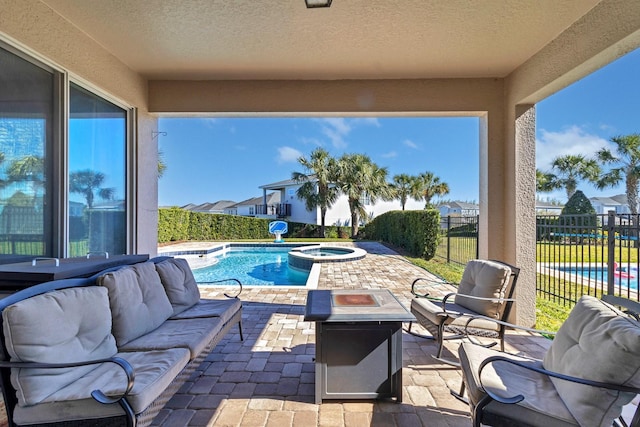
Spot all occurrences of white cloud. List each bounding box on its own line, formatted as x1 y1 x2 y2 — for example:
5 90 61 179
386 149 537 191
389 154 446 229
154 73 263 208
277 146 303 164
314 118 382 149
403 139 419 149
353 118 381 127
381 151 398 158
536 125 610 171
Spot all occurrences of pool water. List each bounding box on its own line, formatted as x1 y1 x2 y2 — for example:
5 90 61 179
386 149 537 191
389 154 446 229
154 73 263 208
557 266 639 290
192 248 309 286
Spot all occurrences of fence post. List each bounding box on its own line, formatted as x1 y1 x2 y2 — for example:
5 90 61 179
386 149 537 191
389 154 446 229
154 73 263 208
446 215 451 263
475 214 479 259
607 210 616 295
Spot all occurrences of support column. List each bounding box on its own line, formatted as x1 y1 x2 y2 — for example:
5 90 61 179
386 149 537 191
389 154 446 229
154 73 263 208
512 104 537 327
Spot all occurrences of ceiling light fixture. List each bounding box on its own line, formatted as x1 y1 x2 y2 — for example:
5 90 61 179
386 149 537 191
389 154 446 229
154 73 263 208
305 0 332 8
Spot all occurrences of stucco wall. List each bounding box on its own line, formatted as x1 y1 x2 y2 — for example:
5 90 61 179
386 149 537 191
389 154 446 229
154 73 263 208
0 0 158 256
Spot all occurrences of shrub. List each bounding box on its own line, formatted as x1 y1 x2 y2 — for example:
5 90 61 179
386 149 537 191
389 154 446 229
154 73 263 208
366 209 440 260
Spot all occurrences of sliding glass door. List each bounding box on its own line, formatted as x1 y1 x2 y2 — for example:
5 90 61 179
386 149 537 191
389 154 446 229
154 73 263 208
0 43 131 263
68 84 127 257
0 46 54 262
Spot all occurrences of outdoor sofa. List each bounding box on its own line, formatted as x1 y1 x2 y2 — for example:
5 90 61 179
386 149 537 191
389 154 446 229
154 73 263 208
0 256 243 427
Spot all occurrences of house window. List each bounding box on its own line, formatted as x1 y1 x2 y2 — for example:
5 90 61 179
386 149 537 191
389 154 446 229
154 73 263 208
0 43 132 263
249 206 255 215
360 193 372 206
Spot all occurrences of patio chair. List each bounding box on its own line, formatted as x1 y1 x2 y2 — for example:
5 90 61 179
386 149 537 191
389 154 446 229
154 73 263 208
456 295 640 427
407 259 519 365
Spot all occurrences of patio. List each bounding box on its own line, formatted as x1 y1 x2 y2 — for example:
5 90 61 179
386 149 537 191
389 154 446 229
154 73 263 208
147 242 550 426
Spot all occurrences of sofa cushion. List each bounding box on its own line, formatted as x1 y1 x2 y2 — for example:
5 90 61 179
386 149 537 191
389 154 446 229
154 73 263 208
13 348 190 425
454 259 511 318
155 258 201 316
118 317 223 359
543 295 640 427
98 262 174 346
2 287 117 406
170 298 241 325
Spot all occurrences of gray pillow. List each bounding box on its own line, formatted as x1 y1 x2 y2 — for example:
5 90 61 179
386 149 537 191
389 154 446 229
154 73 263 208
543 295 640 427
155 258 201 316
454 259 511 317
2 287 117 406
98 262 174 346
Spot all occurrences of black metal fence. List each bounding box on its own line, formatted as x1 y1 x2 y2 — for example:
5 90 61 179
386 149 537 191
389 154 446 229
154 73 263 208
537 211 640 305
435 215 479 266
436 212 640 305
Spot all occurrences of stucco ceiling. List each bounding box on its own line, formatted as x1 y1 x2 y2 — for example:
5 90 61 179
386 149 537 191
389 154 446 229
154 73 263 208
41 0 601 80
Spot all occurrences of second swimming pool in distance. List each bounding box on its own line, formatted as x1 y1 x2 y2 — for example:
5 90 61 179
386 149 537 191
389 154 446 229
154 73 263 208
192 247 309 286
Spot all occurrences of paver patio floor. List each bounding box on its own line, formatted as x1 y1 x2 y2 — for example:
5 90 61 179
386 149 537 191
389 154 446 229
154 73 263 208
150 242 551 427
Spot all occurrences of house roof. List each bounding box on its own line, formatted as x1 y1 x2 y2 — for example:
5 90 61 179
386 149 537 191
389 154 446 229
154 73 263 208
590 196 625 206
181 200 237 212
260 176 316 190
230 192 281 208
40 1 600 81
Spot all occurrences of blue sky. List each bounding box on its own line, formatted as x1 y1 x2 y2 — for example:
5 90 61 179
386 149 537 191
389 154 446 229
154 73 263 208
158 47 640 208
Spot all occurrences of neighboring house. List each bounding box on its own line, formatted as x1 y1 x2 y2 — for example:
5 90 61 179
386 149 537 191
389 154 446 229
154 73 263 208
258 177 420 226
437 201 479 217
185 200 236 214
535 200 564 215
225 192 281 218
590 195 633 215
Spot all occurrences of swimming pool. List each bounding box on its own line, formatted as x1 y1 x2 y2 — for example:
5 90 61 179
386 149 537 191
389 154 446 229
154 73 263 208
555 265 639 290
192 246 310 286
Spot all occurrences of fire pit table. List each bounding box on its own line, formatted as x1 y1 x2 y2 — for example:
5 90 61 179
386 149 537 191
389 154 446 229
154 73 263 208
304 289 415 403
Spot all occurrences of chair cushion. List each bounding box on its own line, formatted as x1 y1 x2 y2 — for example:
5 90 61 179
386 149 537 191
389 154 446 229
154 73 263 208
459 342 578 426
2 287 117 406
543 295 640 427
155 258 201 316
455 259 511 318
98 262 174 346
13 348 190 425
411 298 502 332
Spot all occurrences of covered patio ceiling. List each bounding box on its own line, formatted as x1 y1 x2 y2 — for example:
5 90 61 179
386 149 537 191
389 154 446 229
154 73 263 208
41 0 601 81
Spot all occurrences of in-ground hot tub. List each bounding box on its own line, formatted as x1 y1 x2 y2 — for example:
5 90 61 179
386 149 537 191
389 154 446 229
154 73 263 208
288 245 367 272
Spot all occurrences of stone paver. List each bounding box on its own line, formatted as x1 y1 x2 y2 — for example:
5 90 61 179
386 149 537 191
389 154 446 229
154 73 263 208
0 241 552 427
148 241 553 426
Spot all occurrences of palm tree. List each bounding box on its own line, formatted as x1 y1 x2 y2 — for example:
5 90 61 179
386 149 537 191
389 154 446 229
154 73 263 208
6 155 44 196
536 169 555 192
416 171 450 208
292 148 339 238
541 154 600 200
595 133 640 215
69 169 115 209
391 173 420 210
337 153 391 237
158 149 167 178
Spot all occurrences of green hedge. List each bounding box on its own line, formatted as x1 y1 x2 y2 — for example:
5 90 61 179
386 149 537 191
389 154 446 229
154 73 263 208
364 209 440 260
158 208 349 242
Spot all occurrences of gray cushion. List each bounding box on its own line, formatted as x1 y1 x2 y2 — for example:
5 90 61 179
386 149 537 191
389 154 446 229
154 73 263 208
543 295 640 427
13 348 190 425
411 298 501 331
2 287 117 406
170 298 241 325
155 258 201 316
118 317 223 359
98 262 174 346
459 342 578 426
455 259 511 318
